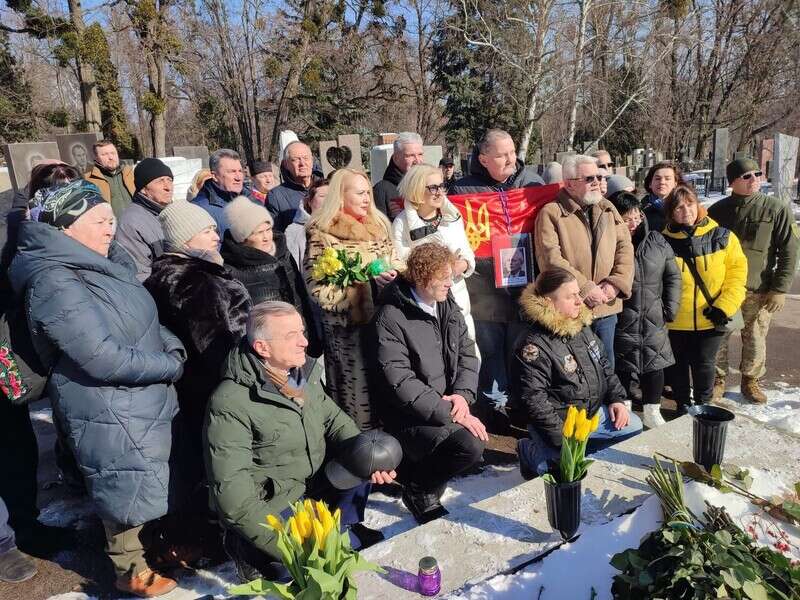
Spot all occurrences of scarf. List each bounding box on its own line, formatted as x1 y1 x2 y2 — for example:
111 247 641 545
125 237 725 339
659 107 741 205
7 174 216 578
263 362 305 406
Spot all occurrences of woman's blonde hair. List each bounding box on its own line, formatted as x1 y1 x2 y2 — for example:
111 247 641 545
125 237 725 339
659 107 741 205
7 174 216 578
307 168 391 235
397 164 442 210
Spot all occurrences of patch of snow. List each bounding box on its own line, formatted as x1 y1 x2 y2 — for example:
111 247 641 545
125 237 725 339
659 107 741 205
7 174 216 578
30 407 53 423
716 386 800 437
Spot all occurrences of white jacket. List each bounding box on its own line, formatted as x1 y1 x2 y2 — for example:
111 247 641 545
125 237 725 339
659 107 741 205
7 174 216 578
392 198 478 345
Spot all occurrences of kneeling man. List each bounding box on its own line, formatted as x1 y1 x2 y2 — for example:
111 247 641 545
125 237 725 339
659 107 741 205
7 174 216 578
204 301 395 582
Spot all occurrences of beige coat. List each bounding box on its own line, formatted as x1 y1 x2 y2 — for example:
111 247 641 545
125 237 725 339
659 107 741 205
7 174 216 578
534 189 634 318
85 165 135 204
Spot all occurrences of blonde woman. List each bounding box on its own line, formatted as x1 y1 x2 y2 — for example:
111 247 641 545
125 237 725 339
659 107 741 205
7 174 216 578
304 168 401 430
393 164 477 344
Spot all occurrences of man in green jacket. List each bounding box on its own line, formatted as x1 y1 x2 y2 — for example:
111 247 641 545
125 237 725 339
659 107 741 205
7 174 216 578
204 301 395 583
709 158 799 403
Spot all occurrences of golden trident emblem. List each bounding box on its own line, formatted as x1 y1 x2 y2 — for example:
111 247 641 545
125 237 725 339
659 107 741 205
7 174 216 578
463 198 491 251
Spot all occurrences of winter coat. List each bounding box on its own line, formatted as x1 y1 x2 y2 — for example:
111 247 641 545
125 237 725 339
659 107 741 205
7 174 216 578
204 342 359 558
9 221 186 527
449 151 545 323
267 163 322 232
614 221 682 376
144 252 251 452
284 205 311 269
191 179 254 235
0 188 28 311
115 192 166 282
509 287 627 448
370 278 479 459
708 192 799 293
85 164 135 216
392 197 477 341
220 230 321 357
641 194 667 234
663 217 748 331
372 158 406 220
534 188 635 318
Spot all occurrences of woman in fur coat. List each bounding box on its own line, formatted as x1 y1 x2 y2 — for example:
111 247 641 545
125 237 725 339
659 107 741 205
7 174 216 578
304 168 401 430
145 202 251 468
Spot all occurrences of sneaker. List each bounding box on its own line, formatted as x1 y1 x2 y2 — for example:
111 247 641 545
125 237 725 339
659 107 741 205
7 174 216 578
115 568 177 598
0 548 37 583
741 377 767 404
642 404 666 429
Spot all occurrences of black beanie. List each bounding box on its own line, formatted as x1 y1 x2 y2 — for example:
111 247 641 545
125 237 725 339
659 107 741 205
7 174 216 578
726 158 760 184
134 158 174 192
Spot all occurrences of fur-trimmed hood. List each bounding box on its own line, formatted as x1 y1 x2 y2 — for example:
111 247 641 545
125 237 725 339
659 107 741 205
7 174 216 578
519 285 593 338
320 211 390 242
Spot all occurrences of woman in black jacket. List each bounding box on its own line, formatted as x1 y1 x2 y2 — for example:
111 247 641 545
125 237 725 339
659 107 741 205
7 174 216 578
510 268 643 479
221 196 321 356
610 193 681 429
370 242 486 523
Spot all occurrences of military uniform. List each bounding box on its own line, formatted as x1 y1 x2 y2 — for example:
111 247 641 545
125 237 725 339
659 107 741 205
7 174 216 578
708 191 799 385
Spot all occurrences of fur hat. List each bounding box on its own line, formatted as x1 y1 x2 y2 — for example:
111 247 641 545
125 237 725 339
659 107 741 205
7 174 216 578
159 201 216 249
224 196 273 243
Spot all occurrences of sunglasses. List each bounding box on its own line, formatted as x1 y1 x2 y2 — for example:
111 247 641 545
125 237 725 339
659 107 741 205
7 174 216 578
569 175 604 183
740 171 763 180
598 162 615 169
425 183 448 194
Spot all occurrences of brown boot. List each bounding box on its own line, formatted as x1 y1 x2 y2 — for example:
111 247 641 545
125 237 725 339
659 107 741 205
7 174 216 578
115 569 177 598
741 377 767 404
711 377 726 403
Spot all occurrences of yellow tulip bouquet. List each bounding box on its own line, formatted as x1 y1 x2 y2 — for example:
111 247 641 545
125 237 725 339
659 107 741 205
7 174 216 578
311 247 390 288
228 499 382 599
544 405 601 484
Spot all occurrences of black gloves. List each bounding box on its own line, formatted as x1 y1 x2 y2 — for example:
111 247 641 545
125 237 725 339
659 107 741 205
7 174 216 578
703 306 729 327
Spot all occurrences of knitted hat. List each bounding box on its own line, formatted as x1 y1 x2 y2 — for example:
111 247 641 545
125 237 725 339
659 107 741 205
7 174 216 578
134 158 173 192
251 160 271 176
606 174 636 198
224 195 273 243
159 201 216 249
726 158 760 183
38 180 106 230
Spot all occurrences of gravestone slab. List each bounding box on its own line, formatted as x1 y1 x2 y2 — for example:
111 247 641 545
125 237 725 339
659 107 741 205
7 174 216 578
2 142 61 191
423 145 443 168
356 414 800 597
56 132 101 176
711 128 729 191
157 156 202 202
369 144 393 185
556 151 575 164
318 134 363 176
645 150 656 167
655 151 664 163
633 148 645 168
759 139 774 176
172 145 209 168
379 133 398 146
771 132 799 201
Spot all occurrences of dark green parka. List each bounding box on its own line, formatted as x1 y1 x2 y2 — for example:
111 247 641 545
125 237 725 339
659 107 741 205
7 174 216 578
203 341 359 558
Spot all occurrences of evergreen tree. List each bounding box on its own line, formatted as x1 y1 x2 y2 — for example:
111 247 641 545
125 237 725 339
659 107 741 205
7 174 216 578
0 31 37 142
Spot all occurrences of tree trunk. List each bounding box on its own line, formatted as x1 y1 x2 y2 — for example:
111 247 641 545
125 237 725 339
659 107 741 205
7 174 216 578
566 0 590 151
518 1 554 161
67 0 101 131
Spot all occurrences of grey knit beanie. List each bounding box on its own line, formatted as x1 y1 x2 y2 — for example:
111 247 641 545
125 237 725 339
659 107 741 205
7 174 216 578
606 174 636 198
159 201 216 249
224 195 273 243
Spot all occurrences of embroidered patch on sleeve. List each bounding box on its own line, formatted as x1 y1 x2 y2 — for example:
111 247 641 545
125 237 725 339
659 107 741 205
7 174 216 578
521 344 540 363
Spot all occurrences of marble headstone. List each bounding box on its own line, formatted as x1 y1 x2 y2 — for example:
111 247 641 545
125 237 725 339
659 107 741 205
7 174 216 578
318 134 363 177
158 156 203 202
2 142 61 191
56 132 101 176
633 148 645 168
369 144 393 185
172 145 209 168
759 139 774 176
711 128 730 191
771 133 799 201
423 145 443 169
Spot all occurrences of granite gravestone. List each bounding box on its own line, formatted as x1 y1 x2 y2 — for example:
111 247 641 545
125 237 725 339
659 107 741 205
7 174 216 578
711 128 730 191
56 133 101 176
318 134 363 177
2 142 61 191
172 145 210 168
771 133 799 201
759 139 774 176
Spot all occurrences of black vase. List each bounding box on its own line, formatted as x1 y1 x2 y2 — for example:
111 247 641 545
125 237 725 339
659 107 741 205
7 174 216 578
544 476 582 541
687 405 735 471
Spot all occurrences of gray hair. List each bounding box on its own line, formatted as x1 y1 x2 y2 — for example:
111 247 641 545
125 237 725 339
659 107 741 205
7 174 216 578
478 129 513 155
590 149 611 160
210 149 241 174
562 154 599 180
283 140 311 162
393 132 423 153
246 301 299 345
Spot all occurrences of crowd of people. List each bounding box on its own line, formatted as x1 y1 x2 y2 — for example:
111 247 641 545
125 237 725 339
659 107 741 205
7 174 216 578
0 132 796 596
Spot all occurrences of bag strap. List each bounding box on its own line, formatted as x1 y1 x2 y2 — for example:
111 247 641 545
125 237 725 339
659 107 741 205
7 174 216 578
683 255 716 307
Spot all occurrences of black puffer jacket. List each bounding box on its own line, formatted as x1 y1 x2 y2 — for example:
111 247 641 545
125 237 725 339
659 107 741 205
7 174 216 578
372 158 405 221
370 278 479 457
220 231 321 357
614 221 682 375
510 286 627 447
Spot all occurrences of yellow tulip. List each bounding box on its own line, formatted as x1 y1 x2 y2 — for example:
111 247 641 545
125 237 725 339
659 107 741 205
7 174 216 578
288 517 302 545
315 500 329 521
266 514 283 533
576 419 592 442
333 508 341 525
321 510 334 537
304 499 315 518
313 518 328 546
590 411 600 433
297 510 312 539
577 408 587 430
562 406 577 438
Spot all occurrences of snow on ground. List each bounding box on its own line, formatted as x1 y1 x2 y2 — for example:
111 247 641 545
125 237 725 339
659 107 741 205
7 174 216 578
717 382 800 437
444 468 800 600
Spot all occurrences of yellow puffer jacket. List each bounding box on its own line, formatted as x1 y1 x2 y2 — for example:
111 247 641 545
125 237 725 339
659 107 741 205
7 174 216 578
662 217 747 331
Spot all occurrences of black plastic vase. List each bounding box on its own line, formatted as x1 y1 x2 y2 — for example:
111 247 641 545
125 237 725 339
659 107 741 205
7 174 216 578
687 405 735 471
544 476 582 541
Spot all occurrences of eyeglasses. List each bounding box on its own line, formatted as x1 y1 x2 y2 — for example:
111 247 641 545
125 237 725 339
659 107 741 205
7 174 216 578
425 183 448 194
598 162 615 169
569 175 604 183
740 171 763 180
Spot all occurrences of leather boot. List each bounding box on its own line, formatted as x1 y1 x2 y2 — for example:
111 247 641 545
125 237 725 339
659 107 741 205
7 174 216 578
711 377 726 403
402 483 449 524
741 377 767 404
115 569 177 598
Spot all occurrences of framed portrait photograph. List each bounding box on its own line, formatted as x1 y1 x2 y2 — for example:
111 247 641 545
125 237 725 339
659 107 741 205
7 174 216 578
492 233 533 288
